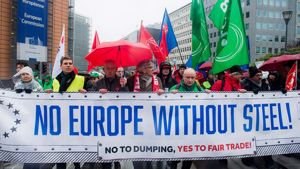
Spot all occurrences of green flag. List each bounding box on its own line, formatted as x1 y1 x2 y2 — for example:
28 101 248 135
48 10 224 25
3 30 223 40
190 0 211 69
209 0 249 74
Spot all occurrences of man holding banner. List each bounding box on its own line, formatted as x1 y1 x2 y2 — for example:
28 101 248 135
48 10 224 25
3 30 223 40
95 60 128 94
170 68 204 94
127 60 164 95
52 56 86 93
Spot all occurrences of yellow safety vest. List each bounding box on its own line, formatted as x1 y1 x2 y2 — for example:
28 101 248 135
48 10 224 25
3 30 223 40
52 75 84 92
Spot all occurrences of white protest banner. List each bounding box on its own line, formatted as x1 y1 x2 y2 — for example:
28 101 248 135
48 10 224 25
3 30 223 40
0 89 300 163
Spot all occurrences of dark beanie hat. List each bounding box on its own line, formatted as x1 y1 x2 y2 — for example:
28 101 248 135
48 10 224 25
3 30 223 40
179 64 186 69
249 66 261 78
228 65 242 73
160 61 172 69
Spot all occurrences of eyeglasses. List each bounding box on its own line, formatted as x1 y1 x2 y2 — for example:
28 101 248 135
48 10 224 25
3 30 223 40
255 73 263 77
15 89 33 93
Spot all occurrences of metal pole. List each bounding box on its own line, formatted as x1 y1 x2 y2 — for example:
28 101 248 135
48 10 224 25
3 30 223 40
296 60 298 90
285 24 288 51
39 62 42 79
177 46 184 64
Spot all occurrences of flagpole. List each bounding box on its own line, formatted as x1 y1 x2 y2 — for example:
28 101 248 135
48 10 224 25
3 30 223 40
138 20 143 42
296 60 298 90
177 46 184 64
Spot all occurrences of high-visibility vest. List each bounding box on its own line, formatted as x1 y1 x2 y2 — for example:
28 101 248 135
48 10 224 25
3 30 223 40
52 75 84 92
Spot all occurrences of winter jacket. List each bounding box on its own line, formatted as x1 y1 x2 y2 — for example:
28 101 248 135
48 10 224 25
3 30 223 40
95 76 128 92
14 79 43 92
241 78 269 92
211 73 242 91
170 80 203 92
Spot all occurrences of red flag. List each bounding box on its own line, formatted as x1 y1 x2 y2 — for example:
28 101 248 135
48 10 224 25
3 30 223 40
159 24 169 58
173 63 177 74
87 31 101 72
139 23 165 65
92 31 100 50
285 63 297 91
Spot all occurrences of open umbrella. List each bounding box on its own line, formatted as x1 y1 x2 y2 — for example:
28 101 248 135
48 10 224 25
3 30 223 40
85 40 152 67
259 54 300 71
199 62 212 70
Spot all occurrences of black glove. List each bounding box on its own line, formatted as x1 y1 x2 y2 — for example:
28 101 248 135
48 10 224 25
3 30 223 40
15 89 23 93
253 89 259 95
281 89 287 94
24 89 33 93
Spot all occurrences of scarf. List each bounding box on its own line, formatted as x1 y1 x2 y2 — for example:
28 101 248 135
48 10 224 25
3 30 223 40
56 71 76 93
133 73 160 92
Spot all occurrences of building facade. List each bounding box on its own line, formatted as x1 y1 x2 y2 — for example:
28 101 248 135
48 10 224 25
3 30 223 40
0 0 69 79
168 0 298 65
72 13 91 72
297 0 300 40
123 25 161 43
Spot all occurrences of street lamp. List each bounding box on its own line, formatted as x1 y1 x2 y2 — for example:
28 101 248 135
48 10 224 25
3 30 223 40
282 10 293 51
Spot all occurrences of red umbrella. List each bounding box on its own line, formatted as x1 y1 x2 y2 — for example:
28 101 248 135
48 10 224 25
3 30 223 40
259 54 300 71
199 62 212 70
85 40 152 67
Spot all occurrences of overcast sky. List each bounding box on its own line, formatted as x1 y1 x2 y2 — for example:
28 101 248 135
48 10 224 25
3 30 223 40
75 0 191 42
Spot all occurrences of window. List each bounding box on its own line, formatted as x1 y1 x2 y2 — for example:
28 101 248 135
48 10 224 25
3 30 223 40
246 0 250 6
263 10 268 17
256 47 261 53
263 0 268 5
268 48 272 53
281 36 286 42
297 15 300 24
256 35 262 41
268 35 273 42
257 0 262 5
269 0 274 6
269 11 274 18
246 12 250 18
245 23 249 30
262 47 266 53
262 23 268 30
214 32 217 37
262 35 267 41
298 2 300 11
281 0 287 7
297 27 300 35
274 48 278 53
275 35 279 42
268 23 274 30
275 0 280 7
256 22 261 29
257 10 261 17
281 24 285 31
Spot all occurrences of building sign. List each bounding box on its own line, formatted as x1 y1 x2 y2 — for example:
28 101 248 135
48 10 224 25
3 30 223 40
17 0 48 62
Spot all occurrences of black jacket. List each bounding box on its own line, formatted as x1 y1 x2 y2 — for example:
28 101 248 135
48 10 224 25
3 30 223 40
242 78 269 92
95 76 128 92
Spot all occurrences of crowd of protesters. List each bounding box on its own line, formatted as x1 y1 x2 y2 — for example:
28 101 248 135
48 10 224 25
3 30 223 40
4 56 300 169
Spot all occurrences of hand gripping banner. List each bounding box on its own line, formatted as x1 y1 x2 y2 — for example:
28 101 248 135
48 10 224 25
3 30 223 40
0 89 300 163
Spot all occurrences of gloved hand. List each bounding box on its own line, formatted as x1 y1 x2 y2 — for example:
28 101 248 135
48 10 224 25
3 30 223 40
281 89 287 94
253 89 259 95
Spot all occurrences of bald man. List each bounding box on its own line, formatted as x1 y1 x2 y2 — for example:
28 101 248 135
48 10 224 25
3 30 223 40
170 68 204 93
